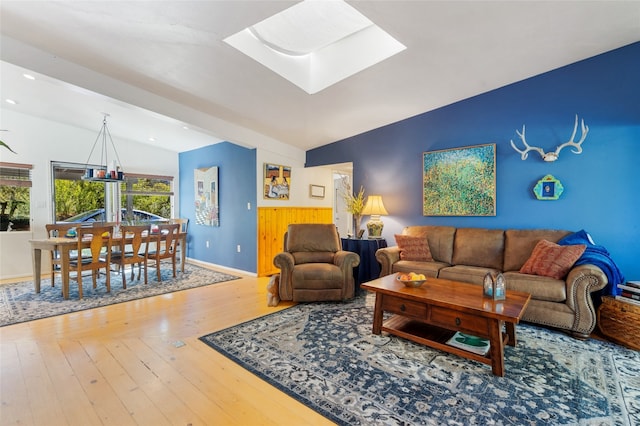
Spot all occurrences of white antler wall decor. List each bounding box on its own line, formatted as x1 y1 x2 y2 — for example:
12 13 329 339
510 115 589 162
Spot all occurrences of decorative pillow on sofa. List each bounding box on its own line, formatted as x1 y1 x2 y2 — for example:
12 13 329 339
395 234 433 261
520 239 586 280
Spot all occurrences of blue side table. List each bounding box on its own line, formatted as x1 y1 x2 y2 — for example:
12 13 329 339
341 238 387 286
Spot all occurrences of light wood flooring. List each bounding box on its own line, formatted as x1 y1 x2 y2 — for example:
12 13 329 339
0 268 335 426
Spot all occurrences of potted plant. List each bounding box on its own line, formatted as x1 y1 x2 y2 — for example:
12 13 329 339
341 184 366 237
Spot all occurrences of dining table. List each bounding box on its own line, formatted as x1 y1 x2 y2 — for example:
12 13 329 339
30 230 187 300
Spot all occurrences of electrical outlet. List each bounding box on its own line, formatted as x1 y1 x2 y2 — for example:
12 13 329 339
206 240 210 248
237 244 241 253
247 202 251 210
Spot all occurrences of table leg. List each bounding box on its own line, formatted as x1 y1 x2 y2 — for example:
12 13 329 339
32 247 42 293
488 319 505 377
505 321 517 347
372 294 383 334
61 247 70 300
180 234 186 273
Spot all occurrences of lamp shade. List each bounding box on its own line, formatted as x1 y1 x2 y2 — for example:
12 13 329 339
361 195 388 216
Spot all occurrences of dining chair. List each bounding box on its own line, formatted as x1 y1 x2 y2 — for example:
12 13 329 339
110 224 151 288
147 223 180 282
68 225 113 299
45 223 78 288
170 218 189 272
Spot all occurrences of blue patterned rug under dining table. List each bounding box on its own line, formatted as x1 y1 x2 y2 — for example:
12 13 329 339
1 262 239 327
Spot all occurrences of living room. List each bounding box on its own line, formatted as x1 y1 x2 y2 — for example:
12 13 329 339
1 2 639 424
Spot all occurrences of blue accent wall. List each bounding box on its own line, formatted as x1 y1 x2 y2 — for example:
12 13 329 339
307 42 640 279
179 142 257 273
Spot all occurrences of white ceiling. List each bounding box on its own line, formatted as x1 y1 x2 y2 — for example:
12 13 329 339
1 1 639 154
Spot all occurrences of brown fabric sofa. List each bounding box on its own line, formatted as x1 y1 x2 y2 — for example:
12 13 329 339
375 226 608 339
274 224 360 302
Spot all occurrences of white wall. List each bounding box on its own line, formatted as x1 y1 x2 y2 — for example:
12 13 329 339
0 110 179 279
256 148 333 209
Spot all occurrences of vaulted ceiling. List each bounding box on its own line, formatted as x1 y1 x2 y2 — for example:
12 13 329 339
1 1 639 153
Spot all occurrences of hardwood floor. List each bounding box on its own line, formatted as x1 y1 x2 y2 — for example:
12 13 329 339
0 269 335 426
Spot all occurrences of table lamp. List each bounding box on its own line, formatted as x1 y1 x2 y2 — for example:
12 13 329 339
361 195 388 238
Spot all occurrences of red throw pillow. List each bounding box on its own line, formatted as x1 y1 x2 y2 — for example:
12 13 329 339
395 234 433 261
520 239 586 280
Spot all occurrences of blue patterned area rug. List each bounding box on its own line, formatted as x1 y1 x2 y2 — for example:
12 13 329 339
200 294 639 426
0 263 239 327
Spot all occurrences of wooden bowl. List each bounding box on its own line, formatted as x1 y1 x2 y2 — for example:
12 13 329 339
396 275 426 288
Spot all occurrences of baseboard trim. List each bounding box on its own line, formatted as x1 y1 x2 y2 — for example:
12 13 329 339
186 257 256 278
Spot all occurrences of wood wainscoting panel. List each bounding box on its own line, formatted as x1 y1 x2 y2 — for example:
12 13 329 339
257 207 333 277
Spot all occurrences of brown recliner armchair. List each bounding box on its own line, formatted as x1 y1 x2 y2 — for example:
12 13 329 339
273 223 360 302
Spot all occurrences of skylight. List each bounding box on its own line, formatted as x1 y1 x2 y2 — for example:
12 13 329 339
224 0 406 94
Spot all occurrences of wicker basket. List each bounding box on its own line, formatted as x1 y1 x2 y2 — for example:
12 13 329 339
597 296 640 350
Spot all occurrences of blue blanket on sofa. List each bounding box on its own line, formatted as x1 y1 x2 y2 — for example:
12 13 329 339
558 230 625 296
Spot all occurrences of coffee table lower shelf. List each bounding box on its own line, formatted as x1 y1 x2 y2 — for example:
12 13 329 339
382 315 509 368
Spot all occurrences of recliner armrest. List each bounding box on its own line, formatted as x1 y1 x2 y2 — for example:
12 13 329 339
274 251 295 300
334 250 360 269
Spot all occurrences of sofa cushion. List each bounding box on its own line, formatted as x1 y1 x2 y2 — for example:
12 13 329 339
503 229 571 271
402 226 456 264
395 234 433 261
392 260 448 278
520 239 586 280
503 271 566 302
438 265 501 286
451 228 504 270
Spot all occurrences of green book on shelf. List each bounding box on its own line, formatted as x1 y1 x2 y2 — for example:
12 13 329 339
446 332 490 356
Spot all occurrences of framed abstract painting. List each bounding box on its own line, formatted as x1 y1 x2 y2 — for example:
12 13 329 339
423 143 496 216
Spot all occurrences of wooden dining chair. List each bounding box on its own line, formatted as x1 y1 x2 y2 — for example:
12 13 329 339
110 224 151 288
68 225 113 299
45 223 78 288
147 223 180 282
170 218 189 272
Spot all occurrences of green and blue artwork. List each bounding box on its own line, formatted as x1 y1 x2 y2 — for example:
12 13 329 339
423 143 496 216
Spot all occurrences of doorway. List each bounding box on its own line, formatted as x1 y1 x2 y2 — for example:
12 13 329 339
333 167 353 238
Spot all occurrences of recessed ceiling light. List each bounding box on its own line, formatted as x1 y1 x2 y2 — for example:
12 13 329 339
225 0 405 94
182 126 189 130
5 99 18 105
148 137 156 142
23 73 35 80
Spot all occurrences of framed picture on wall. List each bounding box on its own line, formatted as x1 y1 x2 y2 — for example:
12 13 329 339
263 163 291 200
423 143 496 216
194 166 220 226
533 174 563 200
309 184 325 199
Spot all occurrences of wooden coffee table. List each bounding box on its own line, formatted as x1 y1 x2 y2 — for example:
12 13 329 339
361 274 531 376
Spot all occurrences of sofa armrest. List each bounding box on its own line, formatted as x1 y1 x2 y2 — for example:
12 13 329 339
375 246 401 277
565 263 608 337
273 252 295 300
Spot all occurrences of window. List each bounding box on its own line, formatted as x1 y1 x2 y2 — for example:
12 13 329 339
121 173 174 222
52 162 105 221
51 162 173 223
0 162 32 231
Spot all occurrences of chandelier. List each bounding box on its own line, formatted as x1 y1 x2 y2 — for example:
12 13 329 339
83 113 124 182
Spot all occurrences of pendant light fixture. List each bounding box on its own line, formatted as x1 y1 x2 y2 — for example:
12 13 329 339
83 113 124 182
